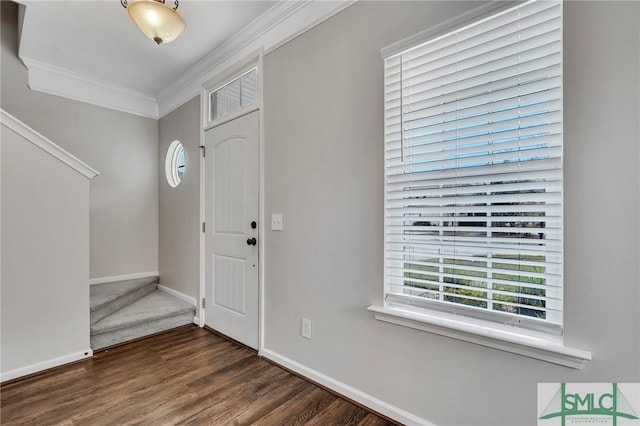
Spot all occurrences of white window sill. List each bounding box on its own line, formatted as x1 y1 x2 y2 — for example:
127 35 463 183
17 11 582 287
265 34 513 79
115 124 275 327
368 305 591 369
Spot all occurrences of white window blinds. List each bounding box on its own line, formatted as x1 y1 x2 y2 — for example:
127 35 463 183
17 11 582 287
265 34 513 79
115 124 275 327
383 0 563 334
209 67 258 122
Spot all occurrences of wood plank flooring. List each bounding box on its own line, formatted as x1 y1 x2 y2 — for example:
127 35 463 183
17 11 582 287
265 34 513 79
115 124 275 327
1 325 398 426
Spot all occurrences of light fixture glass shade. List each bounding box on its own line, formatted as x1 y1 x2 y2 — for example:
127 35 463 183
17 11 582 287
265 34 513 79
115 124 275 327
126 0 186 45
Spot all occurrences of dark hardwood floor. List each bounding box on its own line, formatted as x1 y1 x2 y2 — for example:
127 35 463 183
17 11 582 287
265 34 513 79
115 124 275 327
1 325 398 425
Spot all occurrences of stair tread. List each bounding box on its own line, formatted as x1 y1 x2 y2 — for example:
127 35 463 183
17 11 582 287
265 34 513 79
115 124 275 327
90 276 158 311
91 290 195 335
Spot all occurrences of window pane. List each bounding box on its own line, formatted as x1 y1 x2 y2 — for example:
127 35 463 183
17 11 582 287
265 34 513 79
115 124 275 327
165 140 185 188
383 0 563 333
176 145 185 179
241 68 258 106
210 87 225 120
209 67 258 123
226 78 241 114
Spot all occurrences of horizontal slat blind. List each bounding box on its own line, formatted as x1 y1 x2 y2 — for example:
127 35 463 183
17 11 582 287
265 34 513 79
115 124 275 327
209 67 258 122
383 0 563 334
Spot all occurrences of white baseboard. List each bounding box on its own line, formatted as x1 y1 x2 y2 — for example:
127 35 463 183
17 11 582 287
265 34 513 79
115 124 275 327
158 285 197 307
260 348 435 426
0 349 93 383
89 271 159 285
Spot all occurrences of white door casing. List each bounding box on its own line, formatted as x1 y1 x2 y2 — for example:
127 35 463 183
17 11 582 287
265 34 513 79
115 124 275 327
204 110 259 349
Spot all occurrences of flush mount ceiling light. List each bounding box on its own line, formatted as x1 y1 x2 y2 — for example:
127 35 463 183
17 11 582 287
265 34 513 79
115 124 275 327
121 0 186 45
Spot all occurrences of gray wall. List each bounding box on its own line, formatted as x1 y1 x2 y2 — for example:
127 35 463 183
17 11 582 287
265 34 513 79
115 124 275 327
263 2 640 425
1 0 638 423
158 96 201 302
1 1 159 279
1 124 91 378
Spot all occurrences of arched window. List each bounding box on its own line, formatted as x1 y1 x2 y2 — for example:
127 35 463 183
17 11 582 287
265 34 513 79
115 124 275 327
165 140 185 187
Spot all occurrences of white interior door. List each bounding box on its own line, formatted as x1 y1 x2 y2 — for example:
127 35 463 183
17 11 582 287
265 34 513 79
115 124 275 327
204 110 259 349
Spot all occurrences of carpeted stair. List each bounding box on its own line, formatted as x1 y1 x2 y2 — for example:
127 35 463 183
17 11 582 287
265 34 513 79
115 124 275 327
90 276 195 350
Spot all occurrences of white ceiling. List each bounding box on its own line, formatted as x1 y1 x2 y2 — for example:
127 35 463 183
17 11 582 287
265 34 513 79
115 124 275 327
19 1 277 95
16 0 355 117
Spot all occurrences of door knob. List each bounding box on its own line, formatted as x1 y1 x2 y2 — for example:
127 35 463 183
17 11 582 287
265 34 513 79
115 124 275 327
246 237 257 246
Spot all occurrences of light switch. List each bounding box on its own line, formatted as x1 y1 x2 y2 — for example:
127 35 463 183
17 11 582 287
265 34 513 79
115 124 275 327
271 213 283 231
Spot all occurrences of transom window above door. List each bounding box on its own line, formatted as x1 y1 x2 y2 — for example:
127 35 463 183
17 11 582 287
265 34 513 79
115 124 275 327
208 67 258 123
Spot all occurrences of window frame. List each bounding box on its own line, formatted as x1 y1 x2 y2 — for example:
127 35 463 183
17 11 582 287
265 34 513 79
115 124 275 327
370 0 591 368
165 140 185 188
206 66 259 126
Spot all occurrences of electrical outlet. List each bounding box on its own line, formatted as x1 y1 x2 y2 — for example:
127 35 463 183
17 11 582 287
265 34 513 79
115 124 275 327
301 318 312 339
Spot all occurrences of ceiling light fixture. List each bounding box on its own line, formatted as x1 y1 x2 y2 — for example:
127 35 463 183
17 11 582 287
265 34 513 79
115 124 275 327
121 0 186 45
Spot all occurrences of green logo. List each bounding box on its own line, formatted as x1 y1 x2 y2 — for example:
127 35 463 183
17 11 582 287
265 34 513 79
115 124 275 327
539 383 639 426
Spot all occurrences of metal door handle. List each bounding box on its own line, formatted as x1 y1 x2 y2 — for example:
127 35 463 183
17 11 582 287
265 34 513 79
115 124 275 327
246 238 257 246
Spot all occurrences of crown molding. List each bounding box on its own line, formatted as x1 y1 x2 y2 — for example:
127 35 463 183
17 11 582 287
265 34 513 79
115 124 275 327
156 0 357 118
20 56 159 119
1 109 99 179
17 1 355 120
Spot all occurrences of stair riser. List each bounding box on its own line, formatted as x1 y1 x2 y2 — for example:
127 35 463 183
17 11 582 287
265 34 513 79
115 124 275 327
90 283 156 325
91 312 194 350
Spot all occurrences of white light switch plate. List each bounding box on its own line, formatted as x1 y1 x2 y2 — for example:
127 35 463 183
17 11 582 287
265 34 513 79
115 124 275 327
271 213 283 231
301 318 312 339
